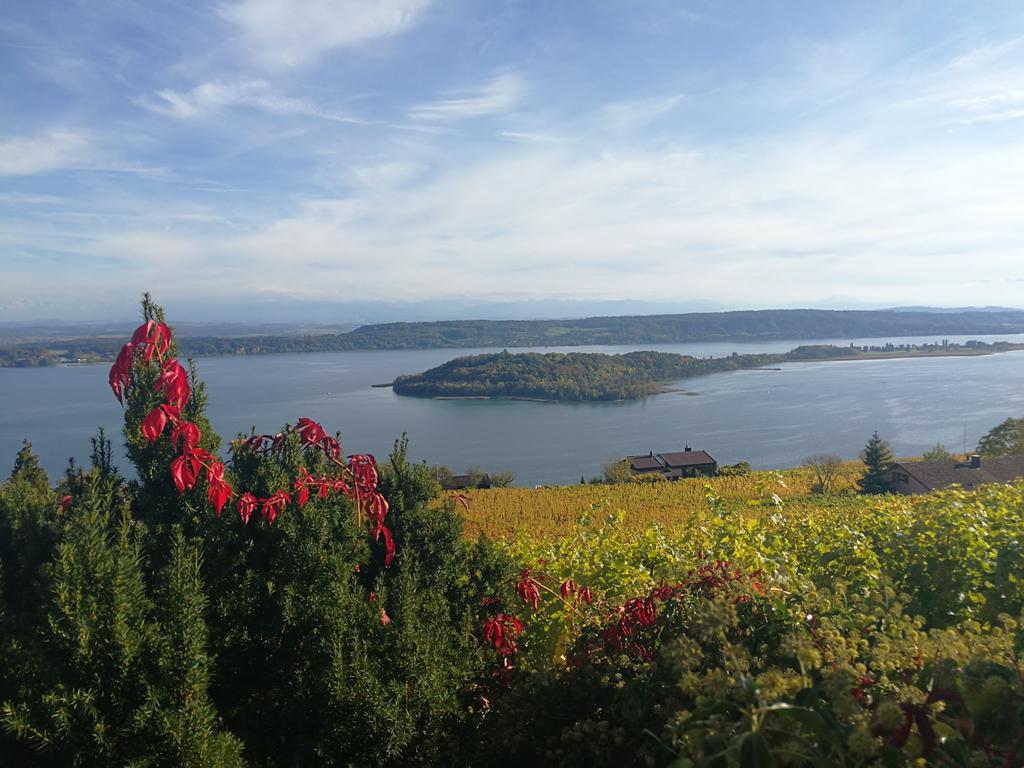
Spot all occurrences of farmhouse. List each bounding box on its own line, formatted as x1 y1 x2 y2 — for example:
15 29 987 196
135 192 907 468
660 449 718 478
626 447 718 480
890 454 1024 494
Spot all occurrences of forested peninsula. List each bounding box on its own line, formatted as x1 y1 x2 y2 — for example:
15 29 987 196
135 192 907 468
4 308 1024 366
391 341 1024 401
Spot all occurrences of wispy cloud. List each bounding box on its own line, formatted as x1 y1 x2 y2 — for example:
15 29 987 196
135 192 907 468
0 130 114 176
962 108 1024 124
594 94 685 132
142 79 367 123
218 0 433 71
499 130 573 144
409 72 527 121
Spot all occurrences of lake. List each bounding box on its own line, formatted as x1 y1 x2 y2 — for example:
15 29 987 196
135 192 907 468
2 333 1024 486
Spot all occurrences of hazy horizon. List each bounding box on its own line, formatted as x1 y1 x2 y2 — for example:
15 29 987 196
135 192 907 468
2 300 1024 330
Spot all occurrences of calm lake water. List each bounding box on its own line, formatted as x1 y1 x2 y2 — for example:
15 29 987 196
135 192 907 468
2 333 1024 486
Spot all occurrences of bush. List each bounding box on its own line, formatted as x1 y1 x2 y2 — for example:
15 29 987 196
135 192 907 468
717 460 752 477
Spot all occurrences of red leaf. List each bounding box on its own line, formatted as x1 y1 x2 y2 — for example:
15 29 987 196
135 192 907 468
108 343 134 404
260 490 291 524
170 454 197 493
151 322 172 359
141 406 168 443
295 417 327 446
482 613 523 656
155 359 190 408
320 436 341 460
133 320 173 363
347 454 378 498
515 569 541 609
160 403 181 425
375 524 395 567
206 462 232 517
368 492 389 525
238 492 258 525
131 321 154 346
171 422 201 451
293 479 310 508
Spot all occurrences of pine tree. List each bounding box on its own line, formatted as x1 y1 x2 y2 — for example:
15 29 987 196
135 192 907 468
859 431 895 494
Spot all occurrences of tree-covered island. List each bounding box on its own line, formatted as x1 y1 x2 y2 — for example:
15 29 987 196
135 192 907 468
391 340 1024 401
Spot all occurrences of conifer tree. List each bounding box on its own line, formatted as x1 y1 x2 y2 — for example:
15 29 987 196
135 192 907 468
1 465 242 766
858 431 895 494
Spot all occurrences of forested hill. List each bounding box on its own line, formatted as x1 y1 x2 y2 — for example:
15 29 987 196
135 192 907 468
352 308 1024 349
5 308 1024 366
391 350 786 400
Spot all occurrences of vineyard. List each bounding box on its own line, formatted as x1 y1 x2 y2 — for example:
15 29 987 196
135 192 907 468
451 465 863 539
476 479 1024 765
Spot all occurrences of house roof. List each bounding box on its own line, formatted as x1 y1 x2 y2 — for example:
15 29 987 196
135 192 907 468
895 454 1024 491
627 455 664 471
660 450 716 468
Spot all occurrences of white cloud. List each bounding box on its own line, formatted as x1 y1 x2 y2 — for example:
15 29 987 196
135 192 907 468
962 108 1024 124
218 0 433 70
409 72 527 121
144 79 366 123
0 130 93 176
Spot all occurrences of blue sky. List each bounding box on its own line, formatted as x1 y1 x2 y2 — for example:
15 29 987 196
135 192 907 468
2 0 1024 321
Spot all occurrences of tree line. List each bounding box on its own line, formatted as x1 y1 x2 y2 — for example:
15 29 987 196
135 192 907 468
6 308 1024 366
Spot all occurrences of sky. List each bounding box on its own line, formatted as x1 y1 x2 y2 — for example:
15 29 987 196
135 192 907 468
2 0 1024 322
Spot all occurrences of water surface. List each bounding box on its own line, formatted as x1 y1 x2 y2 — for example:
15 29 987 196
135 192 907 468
2 333 1023 486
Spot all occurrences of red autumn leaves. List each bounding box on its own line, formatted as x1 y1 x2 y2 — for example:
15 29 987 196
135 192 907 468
238 430 394 566
485 556 767 675
107 319 395 568
110 320 235 518
483 613 523 656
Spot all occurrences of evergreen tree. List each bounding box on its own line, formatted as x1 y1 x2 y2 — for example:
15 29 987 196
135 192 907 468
858 431 894 494
1 464 242 767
